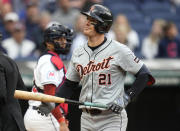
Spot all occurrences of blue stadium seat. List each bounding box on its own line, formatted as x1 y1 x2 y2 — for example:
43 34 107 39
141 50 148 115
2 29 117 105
103 0 121 6
131 22 151 37
176 7 180 14
104 0 136 6
151 13 180 22
125 12 145 24
141 1 171 15
108 3 138 17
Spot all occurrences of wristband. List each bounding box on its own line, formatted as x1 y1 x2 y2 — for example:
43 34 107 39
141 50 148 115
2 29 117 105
58 116 65 123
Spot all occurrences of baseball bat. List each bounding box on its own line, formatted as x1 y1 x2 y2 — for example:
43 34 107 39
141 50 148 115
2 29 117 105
14 90 108 109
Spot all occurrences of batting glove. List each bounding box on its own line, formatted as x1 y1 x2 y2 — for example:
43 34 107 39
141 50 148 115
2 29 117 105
108 93 131 114
108 103 123 114
37 102 55 116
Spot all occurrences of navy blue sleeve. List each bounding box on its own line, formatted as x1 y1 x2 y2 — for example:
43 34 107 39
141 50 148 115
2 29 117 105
56 79 79 99
126 64 155 100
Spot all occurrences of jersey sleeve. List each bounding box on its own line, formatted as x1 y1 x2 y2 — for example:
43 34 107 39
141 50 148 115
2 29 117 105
117 46 143 75
66 59 80 82
65 50 80 82
36 56 65 87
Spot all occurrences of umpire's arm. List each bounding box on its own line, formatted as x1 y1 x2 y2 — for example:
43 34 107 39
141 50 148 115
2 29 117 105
0 66 7 104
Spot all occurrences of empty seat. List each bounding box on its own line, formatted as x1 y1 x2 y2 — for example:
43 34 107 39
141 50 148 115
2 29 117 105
151 13 180 22
104 0 135 6
131 23 151 36
126 12 145 23
141 1 171 15
176 7 180 14
108 3 138 16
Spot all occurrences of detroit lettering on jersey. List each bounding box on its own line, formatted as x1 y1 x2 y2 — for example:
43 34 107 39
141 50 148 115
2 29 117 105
76 56 113 79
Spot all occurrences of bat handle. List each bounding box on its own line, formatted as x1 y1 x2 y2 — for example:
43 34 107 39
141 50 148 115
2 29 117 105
65 98 108 109
65 99 84 105
84 102 108 109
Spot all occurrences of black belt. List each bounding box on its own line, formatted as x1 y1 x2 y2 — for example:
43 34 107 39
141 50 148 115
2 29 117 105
82 108 102 115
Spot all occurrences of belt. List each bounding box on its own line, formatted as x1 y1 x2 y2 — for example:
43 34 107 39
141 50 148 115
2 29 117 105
82 108 102 115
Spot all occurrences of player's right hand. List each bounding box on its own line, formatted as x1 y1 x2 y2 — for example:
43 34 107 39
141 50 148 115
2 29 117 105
60 121 69 131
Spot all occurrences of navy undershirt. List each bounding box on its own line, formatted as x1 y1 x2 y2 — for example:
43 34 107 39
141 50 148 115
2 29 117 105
88 37 107 51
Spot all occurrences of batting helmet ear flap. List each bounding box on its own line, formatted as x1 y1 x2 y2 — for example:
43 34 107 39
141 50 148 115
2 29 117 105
94 22 110 34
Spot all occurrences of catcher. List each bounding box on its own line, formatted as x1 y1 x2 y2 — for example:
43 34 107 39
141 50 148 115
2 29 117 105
24 22 73 131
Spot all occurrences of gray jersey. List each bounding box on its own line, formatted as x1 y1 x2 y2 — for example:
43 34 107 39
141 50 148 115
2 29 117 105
66 38 143 109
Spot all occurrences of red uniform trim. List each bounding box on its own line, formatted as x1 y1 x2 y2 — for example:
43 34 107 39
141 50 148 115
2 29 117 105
147 75 156 86
48 51 64 70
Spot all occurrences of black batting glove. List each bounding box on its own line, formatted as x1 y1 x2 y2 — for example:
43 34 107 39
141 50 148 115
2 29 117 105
108 103 123 114
37 102 55 116
108 93 131 114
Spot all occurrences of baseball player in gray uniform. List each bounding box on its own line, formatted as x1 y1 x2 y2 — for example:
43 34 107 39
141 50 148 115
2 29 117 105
56 4 155 131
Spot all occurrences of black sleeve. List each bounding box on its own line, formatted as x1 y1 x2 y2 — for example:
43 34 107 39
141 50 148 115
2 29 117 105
56 79 79 99
126 64 155 100
16 68 29 116
16 69 27 91
0 66 7 104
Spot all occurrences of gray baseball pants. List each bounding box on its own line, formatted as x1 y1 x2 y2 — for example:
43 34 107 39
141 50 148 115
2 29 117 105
81 109 128 131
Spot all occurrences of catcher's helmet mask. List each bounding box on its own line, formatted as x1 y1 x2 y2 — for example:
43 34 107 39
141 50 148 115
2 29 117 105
81 4 113 34
44 23 73 54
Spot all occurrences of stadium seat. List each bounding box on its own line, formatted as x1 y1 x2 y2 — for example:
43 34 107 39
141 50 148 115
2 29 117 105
108 3 138 17
176 7 180 14
104 0 135 6
131 22 151 36
141 1 171 15
151 13 180 22
126 12 145 24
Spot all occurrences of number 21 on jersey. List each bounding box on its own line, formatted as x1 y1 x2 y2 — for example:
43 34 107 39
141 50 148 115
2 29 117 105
99 73 112 85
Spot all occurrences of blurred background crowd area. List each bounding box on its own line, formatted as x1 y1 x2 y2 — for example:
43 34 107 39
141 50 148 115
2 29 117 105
0 0 180 61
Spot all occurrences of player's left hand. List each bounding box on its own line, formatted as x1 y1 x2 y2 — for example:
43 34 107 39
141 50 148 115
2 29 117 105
60 121 69 131
37 102 55 116
108 103 123 114
108 93 131 114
